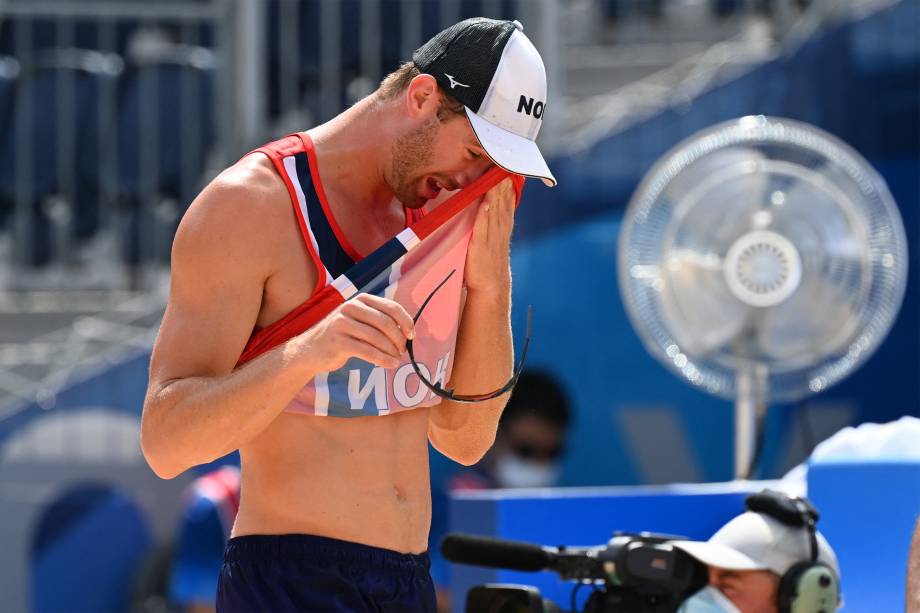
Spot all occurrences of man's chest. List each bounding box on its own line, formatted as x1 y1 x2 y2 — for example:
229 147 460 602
328 196 409 256
252 203 406 332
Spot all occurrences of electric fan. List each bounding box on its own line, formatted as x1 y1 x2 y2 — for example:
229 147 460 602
618 115 908 478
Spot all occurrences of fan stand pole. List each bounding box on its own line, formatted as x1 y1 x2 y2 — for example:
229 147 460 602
735 366 767 479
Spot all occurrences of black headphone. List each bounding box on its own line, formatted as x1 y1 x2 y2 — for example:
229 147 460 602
745 489 840 613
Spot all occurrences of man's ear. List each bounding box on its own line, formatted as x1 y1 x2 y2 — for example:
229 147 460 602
405 74 440 120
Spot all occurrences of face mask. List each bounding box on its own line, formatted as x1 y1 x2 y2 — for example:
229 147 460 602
678 586 743 613
494 454 561 488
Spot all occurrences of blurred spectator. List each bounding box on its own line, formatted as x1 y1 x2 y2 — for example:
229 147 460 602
428 371 572 610
450 370 571 491
168 465 240 613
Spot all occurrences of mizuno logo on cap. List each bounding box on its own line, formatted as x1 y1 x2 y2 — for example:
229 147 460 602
517 95 545 119
444 74 470 89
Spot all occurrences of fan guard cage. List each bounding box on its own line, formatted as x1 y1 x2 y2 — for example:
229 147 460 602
618 116 908 402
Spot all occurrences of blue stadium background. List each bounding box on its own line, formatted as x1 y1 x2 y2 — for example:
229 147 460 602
0 1 916 611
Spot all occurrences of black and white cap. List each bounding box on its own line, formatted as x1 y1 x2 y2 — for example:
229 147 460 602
413 17 557 187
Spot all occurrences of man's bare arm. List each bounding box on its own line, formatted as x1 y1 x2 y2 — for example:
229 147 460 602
427 289 511 465
141 168 321 478
141 167 414 479
428 179 515 466
908 517 920 612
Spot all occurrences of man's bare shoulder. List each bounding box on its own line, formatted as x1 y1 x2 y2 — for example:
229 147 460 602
188 154 288 229
175 154 292 266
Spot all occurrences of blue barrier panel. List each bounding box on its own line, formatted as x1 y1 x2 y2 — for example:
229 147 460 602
31 484 151 612
808 461 920 613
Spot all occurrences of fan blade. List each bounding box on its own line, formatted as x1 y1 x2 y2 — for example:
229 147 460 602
765 165 864 251
661 148 773 260
755 168 869 365
755 270 862 367
660 248 751 355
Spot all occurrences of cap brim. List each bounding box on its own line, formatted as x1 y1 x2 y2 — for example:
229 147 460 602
671 540 769 571
466 108 557 187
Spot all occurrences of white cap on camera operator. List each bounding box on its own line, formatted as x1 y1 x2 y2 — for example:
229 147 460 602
671 509 841 613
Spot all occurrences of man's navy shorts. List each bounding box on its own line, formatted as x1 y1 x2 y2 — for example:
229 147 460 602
216 534 437 612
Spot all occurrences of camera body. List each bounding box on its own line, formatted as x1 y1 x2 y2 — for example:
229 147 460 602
466 584 561 613
458 533 708 613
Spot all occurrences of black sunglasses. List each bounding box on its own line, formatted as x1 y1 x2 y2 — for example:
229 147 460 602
405 270 532 404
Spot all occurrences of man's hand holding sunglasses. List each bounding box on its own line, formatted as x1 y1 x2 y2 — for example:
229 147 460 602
299 293 415 373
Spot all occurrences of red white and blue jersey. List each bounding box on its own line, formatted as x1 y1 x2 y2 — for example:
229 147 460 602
238 133 523 418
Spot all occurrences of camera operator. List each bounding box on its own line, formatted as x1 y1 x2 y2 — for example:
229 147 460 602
673 492 841 613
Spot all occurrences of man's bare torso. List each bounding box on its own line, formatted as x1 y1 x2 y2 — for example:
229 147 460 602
229 142 434 554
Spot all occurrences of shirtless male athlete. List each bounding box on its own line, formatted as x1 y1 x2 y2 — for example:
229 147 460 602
141 18 556 612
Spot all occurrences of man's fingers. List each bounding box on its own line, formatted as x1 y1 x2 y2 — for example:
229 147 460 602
342 300 407 352
496 185 515 235
342 337 401 369
473 198 491 244
484 178 515 229
480 178 516 241
344 319 402 359
351 294 415 341
484 177 513 202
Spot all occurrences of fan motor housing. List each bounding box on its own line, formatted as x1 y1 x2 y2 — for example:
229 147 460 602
724 230 802 308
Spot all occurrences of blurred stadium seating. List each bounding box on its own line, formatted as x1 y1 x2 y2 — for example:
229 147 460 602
0 0 915 610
